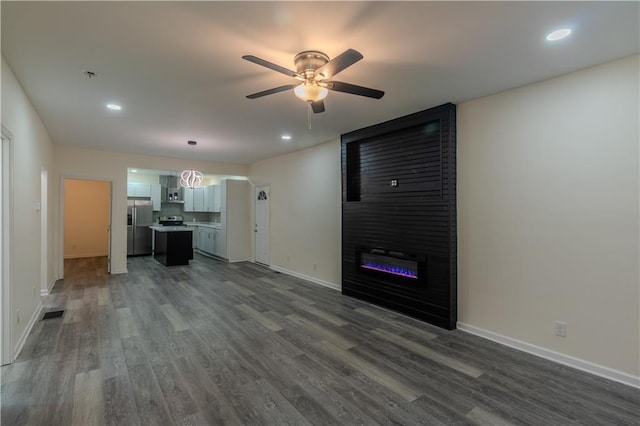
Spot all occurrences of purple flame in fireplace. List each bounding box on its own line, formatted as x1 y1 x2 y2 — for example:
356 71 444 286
361 262 418 279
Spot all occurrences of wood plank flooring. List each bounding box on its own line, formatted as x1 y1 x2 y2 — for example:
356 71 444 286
2 255 638 425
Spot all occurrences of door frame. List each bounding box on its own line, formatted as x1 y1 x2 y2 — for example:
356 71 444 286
58 176 113 279
254 185 270 266
1 126 14 364
40 168 49 295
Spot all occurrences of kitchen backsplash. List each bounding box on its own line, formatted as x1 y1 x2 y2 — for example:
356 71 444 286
152 203 220 223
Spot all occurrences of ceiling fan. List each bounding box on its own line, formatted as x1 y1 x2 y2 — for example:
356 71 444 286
242 49 384 113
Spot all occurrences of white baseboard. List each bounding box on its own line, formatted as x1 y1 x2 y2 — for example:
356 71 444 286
269 264 341 292
110 268 128 275
457 322 640 389
40 279 56 297
13 303 43 362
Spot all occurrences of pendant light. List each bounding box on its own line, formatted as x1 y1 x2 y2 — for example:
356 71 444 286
180 140 204 189
180 169 203 189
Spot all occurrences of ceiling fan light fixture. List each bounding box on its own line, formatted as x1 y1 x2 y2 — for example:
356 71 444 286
294 82 328 102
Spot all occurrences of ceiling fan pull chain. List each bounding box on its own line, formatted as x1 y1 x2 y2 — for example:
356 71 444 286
308 103 312 130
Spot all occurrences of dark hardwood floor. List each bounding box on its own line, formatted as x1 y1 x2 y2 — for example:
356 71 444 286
2 255 638 425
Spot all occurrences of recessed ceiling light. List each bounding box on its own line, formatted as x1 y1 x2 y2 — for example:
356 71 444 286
131 169 138 173
281 135 292 140
546 28 572 41
106 103 122 110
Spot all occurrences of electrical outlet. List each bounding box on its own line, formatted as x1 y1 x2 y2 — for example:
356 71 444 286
313 263 317 271
16 309 20 324
554 321 567 337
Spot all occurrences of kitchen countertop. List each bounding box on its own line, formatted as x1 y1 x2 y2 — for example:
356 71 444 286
149 225 193 232
185 222 221 229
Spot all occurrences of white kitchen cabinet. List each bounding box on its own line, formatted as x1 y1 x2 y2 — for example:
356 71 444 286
218 179 250 262
191 226 199 249
193 187 206 212
198 227 216 255
183 188 194 212
213 228 224 258
184 186 217 212
127 182 151 197
151 183 161 211
206 185 221 212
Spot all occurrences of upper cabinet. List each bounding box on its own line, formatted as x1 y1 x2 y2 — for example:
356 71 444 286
150 184 161 211
207 185 221 212
127 182 151 197
193 187 206 212
183 188 194 212
183 184 221 212
128 182 161 211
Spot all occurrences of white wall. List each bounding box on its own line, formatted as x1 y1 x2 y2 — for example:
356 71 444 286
457 55 639 377
249 140 342 287
53 145 248 274
1 56 55 353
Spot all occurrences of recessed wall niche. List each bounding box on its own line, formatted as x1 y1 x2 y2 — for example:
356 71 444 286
341 103 457 329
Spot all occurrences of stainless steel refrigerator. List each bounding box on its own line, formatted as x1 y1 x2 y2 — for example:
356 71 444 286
127 199 153 256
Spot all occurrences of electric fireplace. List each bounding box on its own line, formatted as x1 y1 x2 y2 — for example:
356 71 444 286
357 248 425 282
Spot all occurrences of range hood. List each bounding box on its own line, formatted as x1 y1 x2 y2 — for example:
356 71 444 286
160 175 184 203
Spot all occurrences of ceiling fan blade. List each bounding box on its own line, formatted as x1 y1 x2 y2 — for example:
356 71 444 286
326 81 385 99
242 55 299 78
311 100 325 114
246 84 299 99
315 49 363 79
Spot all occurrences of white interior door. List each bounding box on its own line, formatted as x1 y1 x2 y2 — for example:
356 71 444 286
255 186 270 265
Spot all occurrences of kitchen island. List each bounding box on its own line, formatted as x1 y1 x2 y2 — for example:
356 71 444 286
149 226 193 266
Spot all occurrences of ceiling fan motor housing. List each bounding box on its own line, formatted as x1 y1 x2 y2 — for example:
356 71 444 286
294 51 329 79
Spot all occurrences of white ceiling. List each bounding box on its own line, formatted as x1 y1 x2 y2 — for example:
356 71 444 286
2 1 638 165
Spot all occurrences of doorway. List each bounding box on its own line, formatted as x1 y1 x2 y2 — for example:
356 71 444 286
62 179 112 275
255 185 270 265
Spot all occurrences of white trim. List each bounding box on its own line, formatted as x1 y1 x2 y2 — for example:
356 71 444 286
110 268 128 275
40 168 48 303
254 185 270 266
269 264 341 291
1 126 13 365
13 302 43 362
40 278 56 297
457 322 640 389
